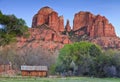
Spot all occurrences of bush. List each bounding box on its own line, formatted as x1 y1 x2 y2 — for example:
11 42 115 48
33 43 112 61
103 65 117 77
49 64 56 75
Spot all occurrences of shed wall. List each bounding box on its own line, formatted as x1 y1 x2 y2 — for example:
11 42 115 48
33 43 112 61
21 71 47 77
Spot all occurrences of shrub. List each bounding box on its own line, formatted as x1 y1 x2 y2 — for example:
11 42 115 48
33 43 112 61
49 64 56 75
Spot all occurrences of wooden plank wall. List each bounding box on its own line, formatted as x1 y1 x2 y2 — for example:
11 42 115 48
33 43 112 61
0 65 11 72
21 71 47 77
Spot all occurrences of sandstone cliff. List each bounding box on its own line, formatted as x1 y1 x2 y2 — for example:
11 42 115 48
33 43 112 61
17 24 71 50
17 7 120 50
32 6 64 32
73 11 116 38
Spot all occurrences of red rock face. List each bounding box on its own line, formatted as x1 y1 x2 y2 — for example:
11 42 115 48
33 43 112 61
32 6 64 32
17 24 71 50
17 7 120 50
32 6 53 28
73 12 116 38
19 6 70 50
65 20 71 32
58 16 64 32
48 11 59 31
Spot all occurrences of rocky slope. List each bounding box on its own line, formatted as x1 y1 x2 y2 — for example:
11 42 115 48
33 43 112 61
17 7 71 50
17 6 120 50
17 24 71 50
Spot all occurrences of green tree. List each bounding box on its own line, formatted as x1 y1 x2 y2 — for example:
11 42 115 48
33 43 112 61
89 44 101 57
91 50 120 77
56 41 102 75
0 11 29 46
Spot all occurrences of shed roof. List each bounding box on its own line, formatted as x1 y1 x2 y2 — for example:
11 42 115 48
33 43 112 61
21 65 48 71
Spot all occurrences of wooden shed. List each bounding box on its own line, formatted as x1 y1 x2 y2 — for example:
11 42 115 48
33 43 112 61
21 66 48 77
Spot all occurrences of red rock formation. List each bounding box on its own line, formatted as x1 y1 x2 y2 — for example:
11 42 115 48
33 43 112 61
65 20 71 32
73 11 116 38
58 16 64 32
48 11 59 31
17 7 120 51
32 6 53 28
32 6 65 32
63 38 71 44
17 24 70 50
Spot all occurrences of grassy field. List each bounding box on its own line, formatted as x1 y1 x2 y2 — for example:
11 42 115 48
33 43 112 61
0 77 120 82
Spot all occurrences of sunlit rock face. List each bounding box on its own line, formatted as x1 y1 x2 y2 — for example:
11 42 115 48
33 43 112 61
17 6 120 51
18 7 71 50
32 6 64 32
73 11 116 38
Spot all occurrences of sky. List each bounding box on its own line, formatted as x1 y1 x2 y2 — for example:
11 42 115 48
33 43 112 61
0 0 120 36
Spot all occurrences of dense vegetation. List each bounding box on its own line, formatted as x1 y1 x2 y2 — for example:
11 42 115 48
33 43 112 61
0 11 29 46
55 42 120 77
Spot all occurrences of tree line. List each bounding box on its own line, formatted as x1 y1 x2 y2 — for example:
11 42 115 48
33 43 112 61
54 42 120 77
